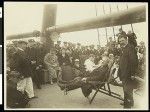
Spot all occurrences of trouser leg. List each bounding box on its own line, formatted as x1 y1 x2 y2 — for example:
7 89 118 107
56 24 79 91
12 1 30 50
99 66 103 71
35 70 42 88
67 79 83 91
48 70 53 83
25 77 35 98
48 68 57 83
17 78 26 94
37 69 43 85
81 84 92 97
32 70 41 88
123 80 134 108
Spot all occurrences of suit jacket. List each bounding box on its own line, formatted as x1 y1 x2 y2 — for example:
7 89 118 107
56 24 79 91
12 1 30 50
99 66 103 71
36 45 47 67
57 53 71 66
26 46 46 69
118 44 138 81
25 47 37 61
13 49 32 78
86 64 109 81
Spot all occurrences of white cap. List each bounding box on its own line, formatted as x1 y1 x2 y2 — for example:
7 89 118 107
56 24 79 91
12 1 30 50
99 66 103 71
75 59 79 62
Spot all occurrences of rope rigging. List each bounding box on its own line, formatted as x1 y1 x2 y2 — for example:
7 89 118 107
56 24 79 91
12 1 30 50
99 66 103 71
117 4 123 29
109 4 116 42
94 4 101 47
102 4 108 44
126 4 134 33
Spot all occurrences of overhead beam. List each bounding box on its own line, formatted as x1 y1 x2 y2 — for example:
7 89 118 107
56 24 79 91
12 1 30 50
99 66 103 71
6 5 146 40
6 30 40 40
46 5 146 33
6 4 57 41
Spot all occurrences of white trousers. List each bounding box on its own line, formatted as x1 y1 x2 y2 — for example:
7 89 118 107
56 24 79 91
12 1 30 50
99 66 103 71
17 77 34 98
110 64 121 83
114 68 121 83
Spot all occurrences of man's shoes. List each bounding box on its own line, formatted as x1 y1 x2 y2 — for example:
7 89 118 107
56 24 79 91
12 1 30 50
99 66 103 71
50 81 54 85
120 102 134 107
120 102 124 106
25 103 30 108
112 81 123 87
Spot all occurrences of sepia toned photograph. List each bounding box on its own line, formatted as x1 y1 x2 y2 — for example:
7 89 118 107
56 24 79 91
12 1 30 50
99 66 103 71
4 2 148 110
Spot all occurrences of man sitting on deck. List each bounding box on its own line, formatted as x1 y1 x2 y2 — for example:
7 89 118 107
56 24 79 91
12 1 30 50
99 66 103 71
57 53 110 100
84 54 100 74
81 55 109 100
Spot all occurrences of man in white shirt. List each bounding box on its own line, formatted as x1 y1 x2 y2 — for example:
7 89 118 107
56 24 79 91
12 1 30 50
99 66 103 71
84 54 99 73
81 55 109 100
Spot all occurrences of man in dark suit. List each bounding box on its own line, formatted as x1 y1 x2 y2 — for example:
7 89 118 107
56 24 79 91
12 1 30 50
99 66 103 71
36 42 47 84
81 56 109 99
14 40 37 99
15 41 32 78
26 39 42 89
118 34 138 108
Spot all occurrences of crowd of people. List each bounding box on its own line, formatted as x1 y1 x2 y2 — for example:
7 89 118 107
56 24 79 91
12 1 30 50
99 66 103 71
6 28 146 108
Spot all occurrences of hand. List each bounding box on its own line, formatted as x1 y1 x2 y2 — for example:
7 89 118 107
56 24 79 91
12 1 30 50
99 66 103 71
82 77 87 83
31 61 36 64
39 65 42 67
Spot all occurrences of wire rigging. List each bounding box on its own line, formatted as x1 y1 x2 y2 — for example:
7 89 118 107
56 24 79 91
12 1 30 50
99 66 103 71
109 4 116 42
94 4 101 47
116 4 123 29
126 4 134 33
102 4 108 44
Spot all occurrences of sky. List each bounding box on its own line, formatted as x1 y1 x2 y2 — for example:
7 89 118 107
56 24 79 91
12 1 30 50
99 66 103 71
4 2 148 46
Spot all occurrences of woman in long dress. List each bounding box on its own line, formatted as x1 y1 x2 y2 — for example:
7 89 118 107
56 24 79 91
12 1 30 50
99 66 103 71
44 50 60 84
